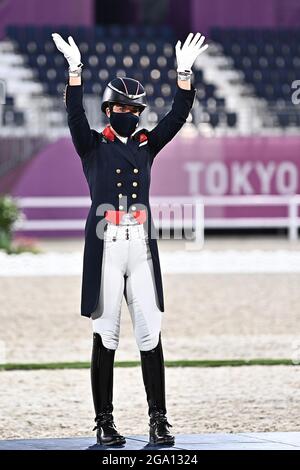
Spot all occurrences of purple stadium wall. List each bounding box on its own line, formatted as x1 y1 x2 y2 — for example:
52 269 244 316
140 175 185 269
0 0 93 39
7 135 300 238
1 0 300 41
191 0 300 33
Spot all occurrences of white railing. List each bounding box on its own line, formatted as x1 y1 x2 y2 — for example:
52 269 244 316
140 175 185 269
13 195 300 241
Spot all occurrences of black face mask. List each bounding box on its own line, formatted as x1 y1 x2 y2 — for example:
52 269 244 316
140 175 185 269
109 111 139 138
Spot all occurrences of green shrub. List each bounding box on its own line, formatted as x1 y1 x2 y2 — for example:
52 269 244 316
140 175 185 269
0 195 19 250
0 195 40 254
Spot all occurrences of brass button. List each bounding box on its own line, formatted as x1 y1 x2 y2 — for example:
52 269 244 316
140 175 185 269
116 168 121 173
117 182 122 187
118 193 123 198
133 168 139 174
132 193 137 198
132 181 138 187
131 205 137 211
119 205 124 210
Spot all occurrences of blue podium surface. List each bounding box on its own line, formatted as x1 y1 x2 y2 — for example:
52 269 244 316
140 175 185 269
0 433 299 450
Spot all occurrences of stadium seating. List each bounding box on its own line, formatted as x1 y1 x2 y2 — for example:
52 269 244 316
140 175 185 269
211 28 300 128
1 94 25 127
3 25 299 132
5 24 235 129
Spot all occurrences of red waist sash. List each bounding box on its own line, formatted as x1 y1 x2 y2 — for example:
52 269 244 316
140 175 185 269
104 210 147 225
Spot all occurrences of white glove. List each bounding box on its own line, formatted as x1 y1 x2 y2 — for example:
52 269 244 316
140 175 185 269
51 33 82 71
175 32 208 72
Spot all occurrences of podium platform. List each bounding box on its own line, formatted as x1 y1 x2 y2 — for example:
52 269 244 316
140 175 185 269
0 433 299 450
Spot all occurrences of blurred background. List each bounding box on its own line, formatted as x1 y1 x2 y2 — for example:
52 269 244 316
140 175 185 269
0 0 300 440
1 0 300 239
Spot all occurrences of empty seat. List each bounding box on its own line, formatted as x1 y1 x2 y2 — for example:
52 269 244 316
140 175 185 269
5 24 236 130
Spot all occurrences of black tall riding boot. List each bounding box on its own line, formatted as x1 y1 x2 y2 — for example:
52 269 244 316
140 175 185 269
91 332 126 446
140 333 175 446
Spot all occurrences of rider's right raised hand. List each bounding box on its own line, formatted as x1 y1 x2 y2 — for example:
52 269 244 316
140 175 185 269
51 33 83 72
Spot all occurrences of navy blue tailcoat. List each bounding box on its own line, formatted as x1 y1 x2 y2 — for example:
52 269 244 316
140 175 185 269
65 80 196 317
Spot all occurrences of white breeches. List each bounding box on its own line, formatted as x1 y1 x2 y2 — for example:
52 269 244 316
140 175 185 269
91 221 162 352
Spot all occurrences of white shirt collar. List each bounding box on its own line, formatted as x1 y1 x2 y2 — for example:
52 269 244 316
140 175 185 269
115 132 128 144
